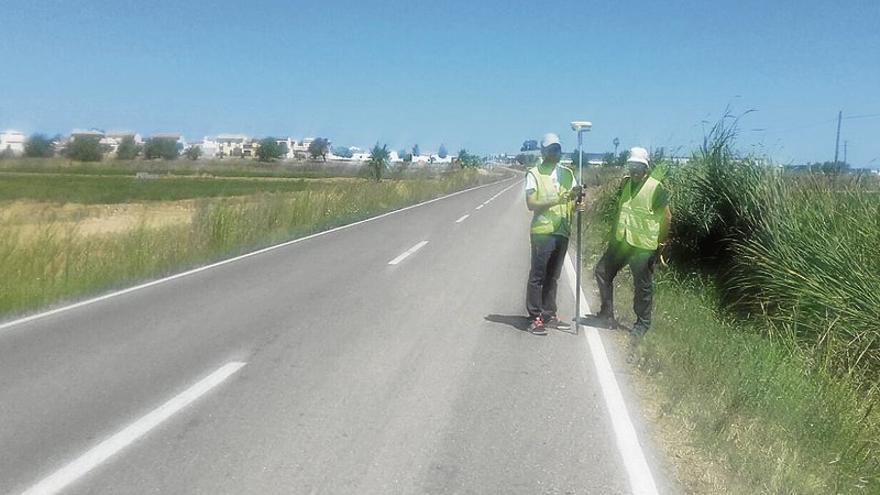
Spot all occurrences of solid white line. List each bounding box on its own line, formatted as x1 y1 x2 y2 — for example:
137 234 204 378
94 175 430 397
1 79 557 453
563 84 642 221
564 254 659 495
0 176 519 334
388 241 429 265
480 181 519 207
475 204 484 210
455 214 470 223
21 361 246 495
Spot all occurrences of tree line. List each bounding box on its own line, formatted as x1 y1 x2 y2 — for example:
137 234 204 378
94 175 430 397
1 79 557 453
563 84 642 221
2 133 484 169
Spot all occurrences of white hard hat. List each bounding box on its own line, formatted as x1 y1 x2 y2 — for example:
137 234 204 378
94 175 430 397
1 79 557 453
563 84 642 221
627 147 650 167
541 133 561 148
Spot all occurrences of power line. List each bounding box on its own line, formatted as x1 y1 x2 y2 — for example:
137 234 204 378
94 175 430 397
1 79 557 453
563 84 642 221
747 111 880 136
751 118 837 135
843 112 880 120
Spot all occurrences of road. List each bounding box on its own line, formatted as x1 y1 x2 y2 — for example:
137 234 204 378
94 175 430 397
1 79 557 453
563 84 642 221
1 177 670 494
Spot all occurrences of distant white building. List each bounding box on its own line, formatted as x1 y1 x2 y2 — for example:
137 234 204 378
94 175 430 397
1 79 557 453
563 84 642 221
291 137 314 153
102 131 143 154
151 133 184 144
216 134 250 158
351 152 371 162
430 154 452 164
194 137 219 159
274 137 295 159
0 130 26 155
70 129 104 141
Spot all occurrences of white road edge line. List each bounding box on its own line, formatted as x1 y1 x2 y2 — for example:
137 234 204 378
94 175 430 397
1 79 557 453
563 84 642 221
564 254 659 495
388 241 429 265
21 361 247 495
455 214 470 223
0 176 519 334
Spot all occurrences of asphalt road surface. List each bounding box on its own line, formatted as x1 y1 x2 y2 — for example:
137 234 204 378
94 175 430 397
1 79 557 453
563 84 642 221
1 177 673 494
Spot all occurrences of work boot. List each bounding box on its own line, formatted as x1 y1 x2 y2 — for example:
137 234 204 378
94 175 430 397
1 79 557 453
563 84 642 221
544 316 571 330
527 317 547 336
583 312 619 330
630 324 649 338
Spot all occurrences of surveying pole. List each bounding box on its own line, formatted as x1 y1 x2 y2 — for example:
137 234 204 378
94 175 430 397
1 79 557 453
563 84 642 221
570 121 592 333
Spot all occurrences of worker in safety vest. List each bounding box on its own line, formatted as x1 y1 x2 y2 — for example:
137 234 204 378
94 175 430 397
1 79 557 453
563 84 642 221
525 133 584 335
591 147 671 337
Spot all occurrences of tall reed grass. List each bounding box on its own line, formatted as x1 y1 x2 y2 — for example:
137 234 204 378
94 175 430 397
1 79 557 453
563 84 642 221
660 117 880 384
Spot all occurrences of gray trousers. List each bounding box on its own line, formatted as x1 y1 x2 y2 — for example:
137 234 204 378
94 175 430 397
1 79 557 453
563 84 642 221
594 242 657 333
526 234 569 321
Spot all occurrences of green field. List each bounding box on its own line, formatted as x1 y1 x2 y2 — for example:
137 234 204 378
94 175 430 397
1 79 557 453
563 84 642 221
0 157 364 179
0 173 319 204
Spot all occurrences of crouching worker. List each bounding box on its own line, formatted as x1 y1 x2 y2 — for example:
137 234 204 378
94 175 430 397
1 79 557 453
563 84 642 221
525 133 583 335
591 147 670 337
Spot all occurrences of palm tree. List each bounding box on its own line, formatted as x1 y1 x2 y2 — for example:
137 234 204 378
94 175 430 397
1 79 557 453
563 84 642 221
367 143 389 182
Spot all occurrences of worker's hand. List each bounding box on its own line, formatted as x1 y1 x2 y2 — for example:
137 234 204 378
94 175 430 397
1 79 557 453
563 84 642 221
657 242 670 267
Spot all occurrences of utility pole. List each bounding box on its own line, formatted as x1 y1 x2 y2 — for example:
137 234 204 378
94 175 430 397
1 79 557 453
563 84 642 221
834 110 842 163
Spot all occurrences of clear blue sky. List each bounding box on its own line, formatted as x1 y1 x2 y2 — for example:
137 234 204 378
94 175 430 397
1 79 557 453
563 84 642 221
2 0 878 166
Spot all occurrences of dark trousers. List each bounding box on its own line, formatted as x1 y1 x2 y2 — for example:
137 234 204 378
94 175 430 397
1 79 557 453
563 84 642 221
527 234 569 321
594 242 657 333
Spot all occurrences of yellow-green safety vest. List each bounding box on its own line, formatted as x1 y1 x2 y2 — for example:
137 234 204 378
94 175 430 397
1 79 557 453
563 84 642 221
528 165 575 236
615 176 663 250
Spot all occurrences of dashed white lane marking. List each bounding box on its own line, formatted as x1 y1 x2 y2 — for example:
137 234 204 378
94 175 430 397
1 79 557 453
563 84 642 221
455 214 470 223
0 176 519 335
21 361 247 495
564 254 659 495
475 204 484 210
388 241 429 265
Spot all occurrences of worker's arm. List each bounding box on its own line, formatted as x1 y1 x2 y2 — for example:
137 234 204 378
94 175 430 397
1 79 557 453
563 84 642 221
526 189 568 212
658 205 672 245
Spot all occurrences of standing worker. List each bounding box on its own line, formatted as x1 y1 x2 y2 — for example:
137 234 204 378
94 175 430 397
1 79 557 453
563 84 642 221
525 133 583 335
591 147 671 337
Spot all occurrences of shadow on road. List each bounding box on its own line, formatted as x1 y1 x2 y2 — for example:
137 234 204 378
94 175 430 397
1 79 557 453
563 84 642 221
575 314 631 333
484 314 530 331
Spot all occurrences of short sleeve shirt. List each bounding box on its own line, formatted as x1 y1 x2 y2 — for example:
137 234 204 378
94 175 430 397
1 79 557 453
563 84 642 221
525 165 579 193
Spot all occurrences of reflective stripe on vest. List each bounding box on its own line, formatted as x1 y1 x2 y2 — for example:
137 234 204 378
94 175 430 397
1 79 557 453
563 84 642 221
528 165 574 236
615 176 663 250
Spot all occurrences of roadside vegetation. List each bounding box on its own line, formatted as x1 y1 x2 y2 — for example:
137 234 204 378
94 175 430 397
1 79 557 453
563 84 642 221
583 117 879 494
0 174 316 203
0 157 366 179
0 163 505 318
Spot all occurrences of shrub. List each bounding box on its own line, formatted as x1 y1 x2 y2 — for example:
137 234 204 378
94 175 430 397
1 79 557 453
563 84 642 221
66 136 103 162
25 134 55 158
